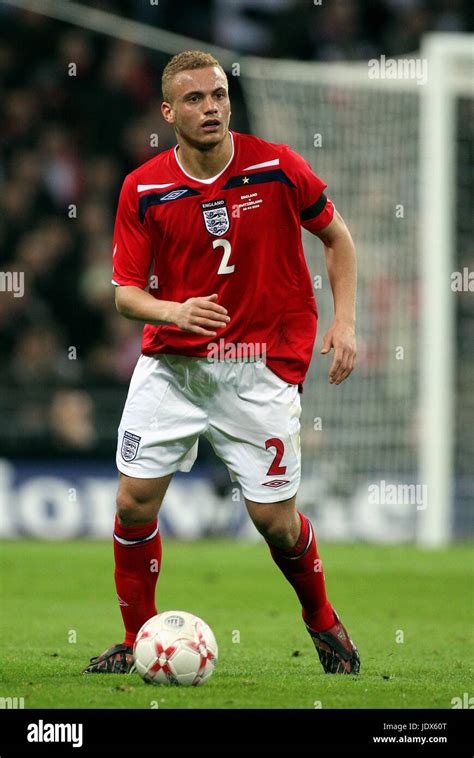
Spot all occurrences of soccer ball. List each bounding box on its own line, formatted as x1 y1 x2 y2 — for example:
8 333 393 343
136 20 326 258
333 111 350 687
133 610 218 686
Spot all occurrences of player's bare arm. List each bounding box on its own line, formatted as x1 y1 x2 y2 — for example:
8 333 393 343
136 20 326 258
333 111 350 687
316 209 357 386
115 286 230 337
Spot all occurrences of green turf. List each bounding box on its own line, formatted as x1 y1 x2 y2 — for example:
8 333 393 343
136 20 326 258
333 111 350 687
0 539 472 709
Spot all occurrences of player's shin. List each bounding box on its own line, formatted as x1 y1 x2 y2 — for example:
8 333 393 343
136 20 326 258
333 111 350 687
113 515 162 647
266 511 335 632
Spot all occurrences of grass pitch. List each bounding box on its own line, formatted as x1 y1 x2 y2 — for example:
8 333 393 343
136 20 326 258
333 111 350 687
0 539 472 709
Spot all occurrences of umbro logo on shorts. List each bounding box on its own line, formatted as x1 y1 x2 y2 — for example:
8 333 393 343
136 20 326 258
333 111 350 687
121 431 141 462
261 479 290 488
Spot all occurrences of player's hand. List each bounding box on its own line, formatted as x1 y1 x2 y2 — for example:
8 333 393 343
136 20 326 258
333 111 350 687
320 321 356 384
172 294 230 337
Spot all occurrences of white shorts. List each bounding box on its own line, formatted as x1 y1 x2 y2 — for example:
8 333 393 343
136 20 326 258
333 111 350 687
116 354 301 503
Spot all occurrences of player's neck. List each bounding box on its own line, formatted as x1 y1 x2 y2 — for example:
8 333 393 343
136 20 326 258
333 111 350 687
176 132 233 180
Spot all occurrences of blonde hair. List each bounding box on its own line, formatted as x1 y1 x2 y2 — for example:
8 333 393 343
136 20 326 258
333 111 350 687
162 50 227 103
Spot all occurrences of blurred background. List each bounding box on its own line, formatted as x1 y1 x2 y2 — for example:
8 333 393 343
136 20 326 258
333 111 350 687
0 0 472 544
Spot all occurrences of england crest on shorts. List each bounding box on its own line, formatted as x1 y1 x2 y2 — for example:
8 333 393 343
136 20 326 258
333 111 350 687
201 199 230 236
121 430 141 462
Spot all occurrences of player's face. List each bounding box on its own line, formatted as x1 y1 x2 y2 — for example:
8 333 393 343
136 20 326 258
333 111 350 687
162 67 231 150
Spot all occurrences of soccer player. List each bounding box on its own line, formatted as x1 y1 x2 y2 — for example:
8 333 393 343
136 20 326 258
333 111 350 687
83 51 359 676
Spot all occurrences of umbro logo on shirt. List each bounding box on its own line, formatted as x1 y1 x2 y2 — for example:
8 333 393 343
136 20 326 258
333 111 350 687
160 189 190 201
138 185 201 221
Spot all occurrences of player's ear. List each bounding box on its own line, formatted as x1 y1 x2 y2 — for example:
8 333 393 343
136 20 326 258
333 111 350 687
161 101 175 124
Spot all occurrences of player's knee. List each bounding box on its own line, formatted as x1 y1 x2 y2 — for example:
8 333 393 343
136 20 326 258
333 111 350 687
116 491 156 526
255 518 296 549
116 493 140 525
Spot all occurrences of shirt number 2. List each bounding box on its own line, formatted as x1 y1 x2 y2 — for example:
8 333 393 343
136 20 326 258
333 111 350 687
213 239 235 275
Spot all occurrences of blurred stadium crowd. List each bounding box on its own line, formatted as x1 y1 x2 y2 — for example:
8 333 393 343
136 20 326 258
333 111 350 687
0 1 472 459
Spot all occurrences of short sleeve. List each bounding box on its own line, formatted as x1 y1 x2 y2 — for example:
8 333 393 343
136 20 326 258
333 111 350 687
284 146 335 233
111 174 153 289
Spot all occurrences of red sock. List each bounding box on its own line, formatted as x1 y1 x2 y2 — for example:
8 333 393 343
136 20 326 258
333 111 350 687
267 512 335 632
113 515 162 647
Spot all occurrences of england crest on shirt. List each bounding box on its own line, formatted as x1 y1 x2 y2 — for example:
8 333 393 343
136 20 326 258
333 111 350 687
201 199 230 236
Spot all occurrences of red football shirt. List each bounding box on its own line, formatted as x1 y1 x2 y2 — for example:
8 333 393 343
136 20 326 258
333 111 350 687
112 131 334 389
